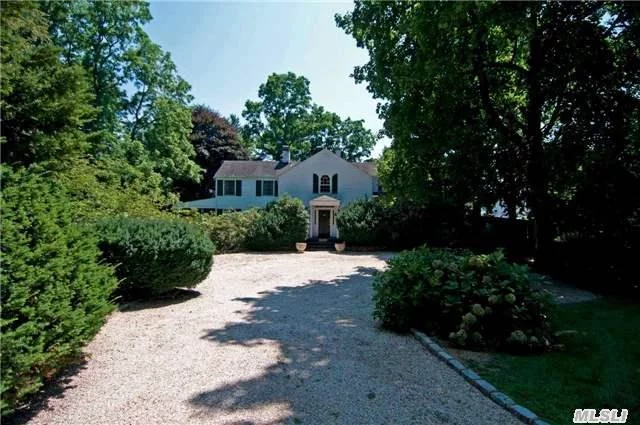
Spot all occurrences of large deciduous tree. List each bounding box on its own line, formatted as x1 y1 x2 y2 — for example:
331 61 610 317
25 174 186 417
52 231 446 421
242 72 312 160
175 106 250 201
242 72 377 161
1 1 177 213
337 1 640 254
42 0 152 140
41 0 199 188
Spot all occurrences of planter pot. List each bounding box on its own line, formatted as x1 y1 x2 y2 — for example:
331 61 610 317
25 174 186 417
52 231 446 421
334 242 346 253
295 242 307 253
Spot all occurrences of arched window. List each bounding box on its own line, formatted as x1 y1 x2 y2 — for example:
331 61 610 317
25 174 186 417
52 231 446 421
320 175 331 193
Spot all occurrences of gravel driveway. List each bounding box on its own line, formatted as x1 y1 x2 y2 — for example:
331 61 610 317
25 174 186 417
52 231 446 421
26 252 521 425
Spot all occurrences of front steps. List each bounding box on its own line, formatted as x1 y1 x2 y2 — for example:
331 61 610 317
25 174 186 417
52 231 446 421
306 238 336 251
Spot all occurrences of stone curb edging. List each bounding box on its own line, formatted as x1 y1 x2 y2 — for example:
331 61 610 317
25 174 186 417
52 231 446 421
411 329 549 425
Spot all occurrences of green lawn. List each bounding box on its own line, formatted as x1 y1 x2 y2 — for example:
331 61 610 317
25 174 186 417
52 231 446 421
467 299 640 425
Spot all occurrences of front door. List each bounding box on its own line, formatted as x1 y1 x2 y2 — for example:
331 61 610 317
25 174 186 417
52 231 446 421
318 210 330 238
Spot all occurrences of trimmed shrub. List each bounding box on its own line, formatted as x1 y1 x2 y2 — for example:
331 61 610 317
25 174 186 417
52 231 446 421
336 198 465 248
246 196 308 251
336 198 385 245
1 168 117 414
95 217 214 297
198 209 261 253
373 246 554 352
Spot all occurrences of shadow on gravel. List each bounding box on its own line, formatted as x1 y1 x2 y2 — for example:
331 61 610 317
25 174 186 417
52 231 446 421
3 359 88 425
118 288 202 312
190 265 392 424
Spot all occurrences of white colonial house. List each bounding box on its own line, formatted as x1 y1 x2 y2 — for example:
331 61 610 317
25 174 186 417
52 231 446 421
181 147 380 240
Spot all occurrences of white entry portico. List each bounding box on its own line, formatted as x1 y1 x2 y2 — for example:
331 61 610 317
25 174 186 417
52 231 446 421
308 195 340 239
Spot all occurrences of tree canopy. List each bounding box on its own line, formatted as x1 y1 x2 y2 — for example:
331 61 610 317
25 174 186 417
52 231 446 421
0 2 94 167
337 1 640 252
175 105 250 201
1 0 201 219
41 0 199 188
241 72 378 161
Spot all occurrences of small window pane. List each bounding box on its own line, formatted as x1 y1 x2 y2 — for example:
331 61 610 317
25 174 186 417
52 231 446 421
320 175 330 193
263 180 274 196
224 180 236 196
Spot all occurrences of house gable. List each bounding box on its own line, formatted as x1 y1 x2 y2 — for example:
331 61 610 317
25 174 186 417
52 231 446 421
278 149 374 207
277 149 374 179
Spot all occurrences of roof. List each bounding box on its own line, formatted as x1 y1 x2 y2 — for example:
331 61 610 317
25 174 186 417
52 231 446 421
213 160 298 178
352 162 377 177
214 155 377 178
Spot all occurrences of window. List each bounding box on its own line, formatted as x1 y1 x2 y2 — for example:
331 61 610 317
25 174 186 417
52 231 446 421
320 175 331 193
256 179 277 196
224 180 236 195
262 180 275 196
373 177 382 195
217 179 242 196
312 173 336 194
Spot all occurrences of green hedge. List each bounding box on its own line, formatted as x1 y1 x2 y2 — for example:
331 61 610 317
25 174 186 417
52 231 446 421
373 247 554 352
246 196 308 251
198 209 261 253
335 198 386 245
336 198 464 248
1 168 117 414
95 217 214 297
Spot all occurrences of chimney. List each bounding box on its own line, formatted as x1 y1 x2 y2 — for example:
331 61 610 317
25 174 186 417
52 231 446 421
281 145 290 163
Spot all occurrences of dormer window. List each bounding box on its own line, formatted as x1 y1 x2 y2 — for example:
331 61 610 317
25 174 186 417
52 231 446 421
320 175 331 193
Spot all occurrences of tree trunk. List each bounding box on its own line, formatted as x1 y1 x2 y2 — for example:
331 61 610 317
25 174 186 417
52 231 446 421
471 199 482 236
526 6 551 258
506 201 518 223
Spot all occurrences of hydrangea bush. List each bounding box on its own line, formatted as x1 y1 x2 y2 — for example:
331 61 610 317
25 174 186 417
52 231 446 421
373 246 554 352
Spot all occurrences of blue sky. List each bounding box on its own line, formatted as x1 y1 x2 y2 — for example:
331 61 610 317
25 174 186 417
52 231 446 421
146 1 389 157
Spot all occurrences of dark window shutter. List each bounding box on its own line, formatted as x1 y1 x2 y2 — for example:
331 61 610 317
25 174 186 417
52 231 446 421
236 180 242 196
313 174 319 193
332 174 338 194
274 180 278 196
256 180 262 196
216 179 223 197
